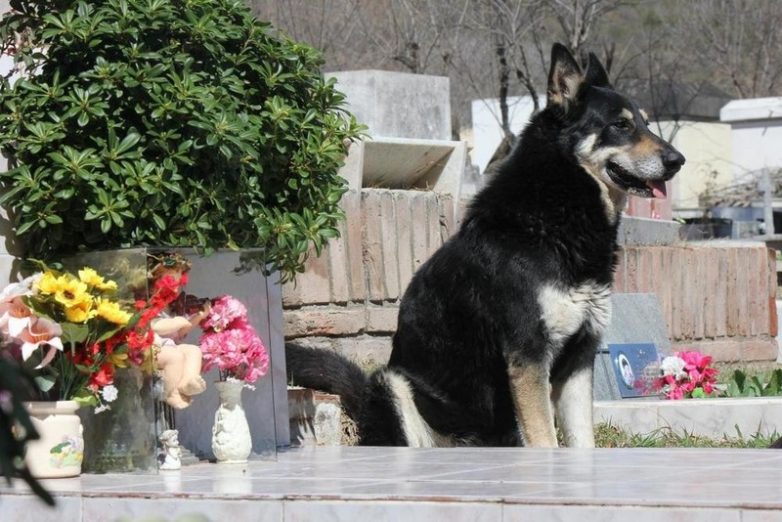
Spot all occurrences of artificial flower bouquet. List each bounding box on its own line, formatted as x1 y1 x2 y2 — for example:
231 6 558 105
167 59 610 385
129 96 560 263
0 266 134 412
199 295 269 385
653 350 719 399
0 264 187 412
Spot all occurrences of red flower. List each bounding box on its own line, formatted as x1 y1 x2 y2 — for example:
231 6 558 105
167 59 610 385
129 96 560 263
89 363 114 388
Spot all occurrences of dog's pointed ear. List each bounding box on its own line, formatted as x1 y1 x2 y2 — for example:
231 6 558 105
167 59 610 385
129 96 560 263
547 43 583 108
585 52 611 88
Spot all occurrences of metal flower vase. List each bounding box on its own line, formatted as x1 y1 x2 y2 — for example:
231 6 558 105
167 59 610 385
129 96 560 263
211 380 252 463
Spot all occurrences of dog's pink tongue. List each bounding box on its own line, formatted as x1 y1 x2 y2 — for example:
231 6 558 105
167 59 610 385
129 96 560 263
648 180 667 199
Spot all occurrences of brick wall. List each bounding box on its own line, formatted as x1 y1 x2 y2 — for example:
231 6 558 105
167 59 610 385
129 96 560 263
614 244 778 362
282 189 456 365
284 190 779 365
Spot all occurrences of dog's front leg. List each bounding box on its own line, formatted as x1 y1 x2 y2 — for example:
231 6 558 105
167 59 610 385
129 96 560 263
507 363 558 447
552 365 595 448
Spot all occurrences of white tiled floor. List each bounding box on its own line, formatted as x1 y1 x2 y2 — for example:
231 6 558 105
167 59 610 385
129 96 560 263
2 446 782 521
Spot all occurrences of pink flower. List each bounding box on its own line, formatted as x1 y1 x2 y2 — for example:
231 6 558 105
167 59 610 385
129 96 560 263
18 317 64 368
200 295 248 332
0 275 39 337
200 323 268 384
653 349 719 400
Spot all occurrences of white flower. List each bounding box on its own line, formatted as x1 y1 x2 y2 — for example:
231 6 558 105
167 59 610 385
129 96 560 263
94 404 110 414
101 385 119 403
660 356 687 380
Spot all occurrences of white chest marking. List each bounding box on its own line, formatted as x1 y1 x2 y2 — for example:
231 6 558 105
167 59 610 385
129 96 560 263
537 282 612 347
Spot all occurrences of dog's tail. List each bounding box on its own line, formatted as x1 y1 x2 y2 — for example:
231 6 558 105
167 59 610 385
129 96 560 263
285 343 369 420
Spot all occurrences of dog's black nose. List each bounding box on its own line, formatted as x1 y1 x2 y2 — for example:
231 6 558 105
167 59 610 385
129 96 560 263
662 149 685 173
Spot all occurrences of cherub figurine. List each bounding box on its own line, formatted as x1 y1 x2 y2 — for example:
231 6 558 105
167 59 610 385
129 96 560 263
148 253 209 409
158 429 182 470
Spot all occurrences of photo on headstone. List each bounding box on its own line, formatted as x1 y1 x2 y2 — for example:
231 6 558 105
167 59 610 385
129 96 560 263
608 343 660 398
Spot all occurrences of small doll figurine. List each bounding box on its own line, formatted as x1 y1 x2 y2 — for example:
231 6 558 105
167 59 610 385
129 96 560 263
148 253 209 409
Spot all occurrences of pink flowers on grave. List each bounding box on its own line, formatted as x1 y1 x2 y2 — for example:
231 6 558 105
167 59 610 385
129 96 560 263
653 350 719 400
199 295 269 384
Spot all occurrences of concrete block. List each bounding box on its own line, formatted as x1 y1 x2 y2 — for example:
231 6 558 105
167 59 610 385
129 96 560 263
394 191 415 292
739 338 778 362
692 249 706 339
361 190 385 302
617 216 681 246
327 217 350 304
366 305 399 333
337 140 364 191
684 340 741 362
411 193 429 271
285 245 331 306
726 248 739 336
288 387 344 447
333 335 393 368
286 335 392 368
440 193 456 242
284 307 365 338
427 191 442 256
342 190 366 302
328 70 451 140
379 190 400 300
714 250 728 338
338 138 467 211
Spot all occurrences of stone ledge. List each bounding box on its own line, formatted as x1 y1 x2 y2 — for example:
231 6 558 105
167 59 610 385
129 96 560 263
675 337 778 363
594 397 782 438
288 387 344 447
284 307 365 338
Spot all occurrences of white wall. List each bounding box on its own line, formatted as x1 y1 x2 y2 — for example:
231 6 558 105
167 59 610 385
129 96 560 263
657 121 733 210
470 95 538 173
721 97 782 177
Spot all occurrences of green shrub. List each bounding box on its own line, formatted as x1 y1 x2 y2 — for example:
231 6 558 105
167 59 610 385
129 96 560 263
0 0 362 280
724 369 782 397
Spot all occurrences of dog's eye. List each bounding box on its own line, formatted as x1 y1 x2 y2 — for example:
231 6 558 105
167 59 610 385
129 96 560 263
611 119 634 131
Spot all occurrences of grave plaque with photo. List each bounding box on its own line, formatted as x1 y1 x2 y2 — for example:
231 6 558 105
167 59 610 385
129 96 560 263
607 343 659 398
593 293 670 400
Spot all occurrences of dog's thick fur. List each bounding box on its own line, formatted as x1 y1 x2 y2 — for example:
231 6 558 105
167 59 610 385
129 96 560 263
287 44 684 448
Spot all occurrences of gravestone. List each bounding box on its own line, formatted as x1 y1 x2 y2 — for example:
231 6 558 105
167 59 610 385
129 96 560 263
593 293 671 400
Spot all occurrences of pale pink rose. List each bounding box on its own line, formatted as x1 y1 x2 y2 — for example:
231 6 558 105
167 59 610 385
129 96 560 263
19 317 64 368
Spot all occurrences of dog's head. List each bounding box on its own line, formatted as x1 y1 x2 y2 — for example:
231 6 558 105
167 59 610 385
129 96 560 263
546 43 685 199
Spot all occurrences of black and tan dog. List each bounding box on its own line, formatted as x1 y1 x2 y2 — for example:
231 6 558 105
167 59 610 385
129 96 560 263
287 43 685 447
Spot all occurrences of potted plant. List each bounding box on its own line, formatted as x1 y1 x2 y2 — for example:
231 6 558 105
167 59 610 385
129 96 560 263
0 0 362 460
0 0 362 281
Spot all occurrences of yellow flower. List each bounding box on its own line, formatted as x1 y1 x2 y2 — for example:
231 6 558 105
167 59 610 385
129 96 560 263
64 299 94 323
94 298 131 326
54 276 90 309
107 351 129 368
35 271 62 295
78 267 118 292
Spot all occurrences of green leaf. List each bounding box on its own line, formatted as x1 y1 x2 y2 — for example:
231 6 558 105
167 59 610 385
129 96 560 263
690 387 706 399
61 323 89 344
34 375 57 393
77 111 89 127
152 213 166 230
